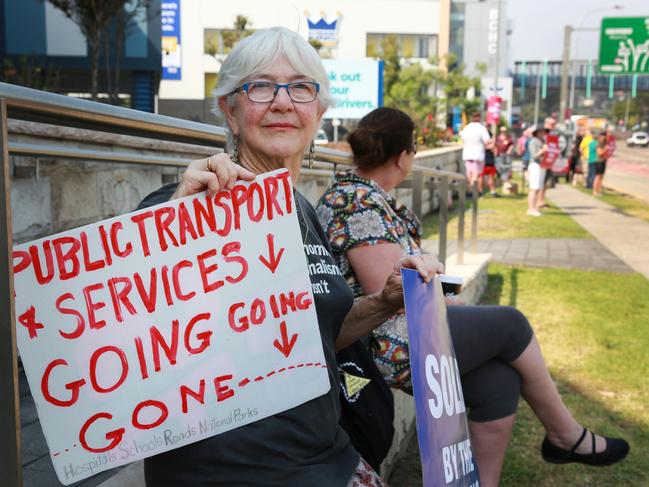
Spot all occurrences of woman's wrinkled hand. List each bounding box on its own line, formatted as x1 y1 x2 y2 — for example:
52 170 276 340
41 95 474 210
172 153 256 199
380 254 444 309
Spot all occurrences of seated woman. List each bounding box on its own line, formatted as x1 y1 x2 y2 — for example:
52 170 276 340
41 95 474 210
139 29 440 487
317 107 629 487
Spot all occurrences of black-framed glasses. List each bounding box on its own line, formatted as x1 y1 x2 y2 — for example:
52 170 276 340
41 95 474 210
236 81 320 103
410 140 418 154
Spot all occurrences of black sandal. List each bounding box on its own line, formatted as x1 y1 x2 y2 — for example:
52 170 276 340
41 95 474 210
541 427 629 466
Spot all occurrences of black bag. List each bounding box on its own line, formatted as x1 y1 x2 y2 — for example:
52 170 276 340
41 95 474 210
337 337 395 472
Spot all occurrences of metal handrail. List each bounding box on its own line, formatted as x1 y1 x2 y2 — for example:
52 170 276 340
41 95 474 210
0 84 476 487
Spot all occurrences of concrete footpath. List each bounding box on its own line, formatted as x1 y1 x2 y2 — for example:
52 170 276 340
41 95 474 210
546 184 649 280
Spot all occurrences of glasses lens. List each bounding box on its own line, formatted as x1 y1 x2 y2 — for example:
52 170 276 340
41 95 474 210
288 82 318 102
246 82 275 102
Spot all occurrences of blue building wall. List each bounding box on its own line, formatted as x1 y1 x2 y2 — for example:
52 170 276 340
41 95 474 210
0 0 161 111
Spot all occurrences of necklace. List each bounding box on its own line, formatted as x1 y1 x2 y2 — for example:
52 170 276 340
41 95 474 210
294 191 310 244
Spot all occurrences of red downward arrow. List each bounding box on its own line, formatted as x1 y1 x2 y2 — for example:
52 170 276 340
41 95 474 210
273 321 298 358
259 233 285 274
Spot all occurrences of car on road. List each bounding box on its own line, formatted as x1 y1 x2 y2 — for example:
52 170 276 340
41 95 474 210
314 128 329 146
626 131 649 148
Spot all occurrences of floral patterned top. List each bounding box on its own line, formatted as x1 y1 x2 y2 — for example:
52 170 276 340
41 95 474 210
316 171 423 296
316 171 423 388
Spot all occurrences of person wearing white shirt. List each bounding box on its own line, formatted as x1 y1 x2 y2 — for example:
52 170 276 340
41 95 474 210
460 112 493 192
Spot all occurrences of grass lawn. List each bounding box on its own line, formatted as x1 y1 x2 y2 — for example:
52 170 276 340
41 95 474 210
575 185 649 225
483 264 649 486
421 189 592 240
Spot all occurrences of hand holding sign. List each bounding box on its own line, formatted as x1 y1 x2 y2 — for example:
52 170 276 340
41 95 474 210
13 170 329 485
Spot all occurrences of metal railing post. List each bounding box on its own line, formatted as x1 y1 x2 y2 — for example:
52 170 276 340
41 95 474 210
0 98 22 487
438 176 449 269
457 180 466 265
471 181 479 254
412 170 423 221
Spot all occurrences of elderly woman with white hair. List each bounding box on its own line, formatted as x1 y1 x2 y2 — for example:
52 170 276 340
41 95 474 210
138 26 439 487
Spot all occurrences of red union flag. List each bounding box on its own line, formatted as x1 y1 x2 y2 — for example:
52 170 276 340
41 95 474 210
486 96 502 125
541 134 560 169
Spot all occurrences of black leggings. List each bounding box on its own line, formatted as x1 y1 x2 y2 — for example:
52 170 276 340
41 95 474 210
447 305 534 422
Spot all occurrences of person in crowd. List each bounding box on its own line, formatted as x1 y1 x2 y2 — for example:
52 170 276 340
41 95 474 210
495 125 514 182
517 126 533 187
594 132 609 197
580 128 596 189
460 112 492 194
481 128 501 197
569 126 586 187
317 107 629 487
527 126 548 216
606 125 617 160
536 117 557 208
137 27 440 487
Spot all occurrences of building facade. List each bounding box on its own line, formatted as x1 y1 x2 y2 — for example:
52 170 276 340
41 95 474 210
0 0 161 112
158 0 446 123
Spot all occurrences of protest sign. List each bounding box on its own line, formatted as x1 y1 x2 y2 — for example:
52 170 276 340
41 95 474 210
486 96 502 125
541 134 561 170
13 169 329 485
402 270 480 487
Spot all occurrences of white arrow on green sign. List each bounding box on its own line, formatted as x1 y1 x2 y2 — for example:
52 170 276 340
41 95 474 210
598 17 649 75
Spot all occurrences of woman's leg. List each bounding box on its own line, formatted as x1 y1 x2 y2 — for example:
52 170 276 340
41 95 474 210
469 416 516 487
511 338 607 453
528 189 537 211
460 360 521 487
448 305 609 455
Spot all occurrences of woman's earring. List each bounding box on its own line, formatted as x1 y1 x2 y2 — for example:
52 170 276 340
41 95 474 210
230 137 240 164
308 140 315 168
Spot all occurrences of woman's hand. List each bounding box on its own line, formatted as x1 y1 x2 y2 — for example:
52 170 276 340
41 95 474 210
172 153 256 199
380 254 444 309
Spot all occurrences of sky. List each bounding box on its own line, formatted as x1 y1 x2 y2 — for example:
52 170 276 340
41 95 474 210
507 0 648 63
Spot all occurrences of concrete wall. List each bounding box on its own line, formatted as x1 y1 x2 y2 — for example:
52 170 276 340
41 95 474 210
8 120 462 243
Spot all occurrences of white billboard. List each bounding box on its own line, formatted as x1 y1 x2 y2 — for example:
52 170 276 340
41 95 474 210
323 59 384 120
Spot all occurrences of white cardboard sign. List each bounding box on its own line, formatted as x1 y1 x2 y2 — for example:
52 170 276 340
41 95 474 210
13 169 329 485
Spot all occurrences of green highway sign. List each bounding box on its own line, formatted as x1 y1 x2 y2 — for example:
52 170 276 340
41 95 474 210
598 17 649 74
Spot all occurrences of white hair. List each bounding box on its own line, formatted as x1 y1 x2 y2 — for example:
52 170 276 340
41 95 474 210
213 26 334 120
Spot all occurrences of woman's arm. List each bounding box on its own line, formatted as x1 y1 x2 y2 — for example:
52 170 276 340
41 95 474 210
335 247 442 350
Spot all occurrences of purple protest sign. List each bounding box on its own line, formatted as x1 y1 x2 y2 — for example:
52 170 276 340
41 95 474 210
402 269 480 487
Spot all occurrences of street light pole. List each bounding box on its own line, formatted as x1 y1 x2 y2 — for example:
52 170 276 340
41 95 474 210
568 5 624 111
559 25 573 123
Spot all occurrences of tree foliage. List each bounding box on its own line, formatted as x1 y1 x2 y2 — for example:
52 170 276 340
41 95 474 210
375 40 483 146
48 0 126 100
205 15 253 57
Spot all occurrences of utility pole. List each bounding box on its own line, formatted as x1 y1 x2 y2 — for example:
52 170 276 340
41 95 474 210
534 69 541 126
559 25 573 124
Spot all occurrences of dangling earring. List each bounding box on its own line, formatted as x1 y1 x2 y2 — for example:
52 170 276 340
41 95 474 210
308 140 315 168
230 136 240 164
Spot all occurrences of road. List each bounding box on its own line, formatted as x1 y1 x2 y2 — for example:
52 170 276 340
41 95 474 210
605 144 649 202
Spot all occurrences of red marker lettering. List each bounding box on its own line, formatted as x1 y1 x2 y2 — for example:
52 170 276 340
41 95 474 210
79 413 125 453
130 211 154 257
214 374 235 402
56 293 85 339
197 249 223 294
29 242 55 285
222 241 248 284
180 380 206 414
89 346 128 393
132 400 168 430
83 283 107 330
110 221 133 258
40 359 86 407
184 312 212 355
53 236 81 281
154 207 179 252
150 320 179 372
